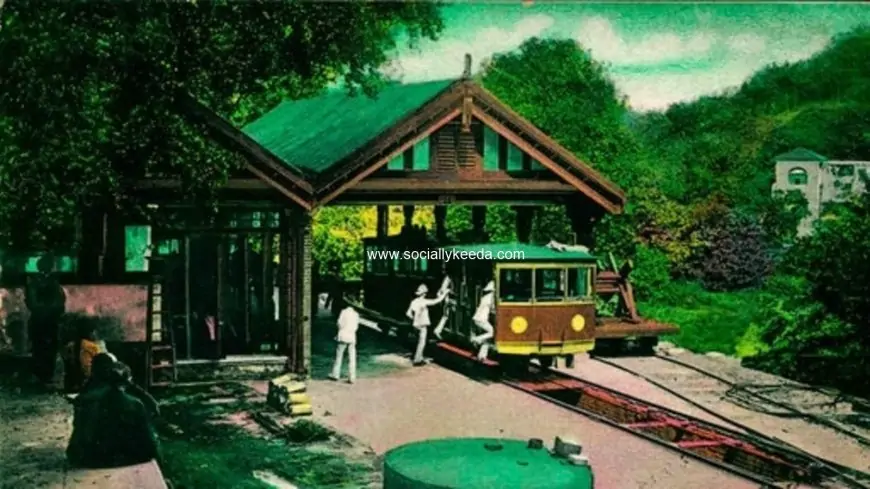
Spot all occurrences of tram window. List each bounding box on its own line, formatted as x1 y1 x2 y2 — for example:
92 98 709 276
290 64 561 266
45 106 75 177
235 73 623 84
420 258 428 273
534 268 565 302
498 268 532 303
364 252 373 273
567 267 591 299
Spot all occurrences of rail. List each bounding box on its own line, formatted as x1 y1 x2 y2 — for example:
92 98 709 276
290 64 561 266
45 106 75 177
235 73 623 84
589 355 870 487
502 364 870 489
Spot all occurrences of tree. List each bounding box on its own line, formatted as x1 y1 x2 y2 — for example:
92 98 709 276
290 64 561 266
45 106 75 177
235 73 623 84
479 37 640 188
0 1 443 250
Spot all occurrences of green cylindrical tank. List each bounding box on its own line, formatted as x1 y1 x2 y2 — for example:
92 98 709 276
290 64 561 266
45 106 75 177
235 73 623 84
383 437 594 489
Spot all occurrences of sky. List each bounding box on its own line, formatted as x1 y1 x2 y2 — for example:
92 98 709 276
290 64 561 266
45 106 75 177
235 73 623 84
387 3 870 112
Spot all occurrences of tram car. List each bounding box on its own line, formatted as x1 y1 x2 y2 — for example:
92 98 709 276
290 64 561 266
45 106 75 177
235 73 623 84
360 230 677 367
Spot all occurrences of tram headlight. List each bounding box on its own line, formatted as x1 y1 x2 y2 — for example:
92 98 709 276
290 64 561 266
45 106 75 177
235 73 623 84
571 314 586 332
510 316 528 334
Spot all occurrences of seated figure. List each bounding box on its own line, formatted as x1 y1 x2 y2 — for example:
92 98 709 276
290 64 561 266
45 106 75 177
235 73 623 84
63 321 103 393
66 354 160 468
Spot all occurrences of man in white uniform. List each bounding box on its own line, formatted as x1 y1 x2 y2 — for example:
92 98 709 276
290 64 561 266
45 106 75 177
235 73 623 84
406 284 447 366
471 281 496 361
432 275 454 340
329 296 360 384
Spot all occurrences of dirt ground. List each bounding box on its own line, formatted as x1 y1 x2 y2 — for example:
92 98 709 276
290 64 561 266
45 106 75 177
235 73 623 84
300 358 757 489
0 383 165 489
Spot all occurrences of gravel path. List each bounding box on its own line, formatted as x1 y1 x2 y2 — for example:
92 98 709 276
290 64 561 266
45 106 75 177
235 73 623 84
306 361 756 489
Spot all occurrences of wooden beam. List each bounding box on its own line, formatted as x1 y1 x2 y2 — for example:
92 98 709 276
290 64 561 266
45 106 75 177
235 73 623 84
347 179 576 193
315 108 462 207
470 85 626 202
472 108 621 214
177 92 314 194
376 205 389 238
245 166 313 211
434 206 447 242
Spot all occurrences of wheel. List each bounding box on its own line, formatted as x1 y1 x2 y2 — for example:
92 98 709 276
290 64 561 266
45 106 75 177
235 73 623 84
637 337 658 356
538 356 554 369
499 356 530 376
564 355 576 369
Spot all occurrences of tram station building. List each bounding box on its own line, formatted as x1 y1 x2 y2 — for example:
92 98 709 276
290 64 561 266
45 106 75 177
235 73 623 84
0 64 628 382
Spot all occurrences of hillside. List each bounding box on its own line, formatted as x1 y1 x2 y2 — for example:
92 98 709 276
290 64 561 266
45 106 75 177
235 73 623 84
634 26 870 208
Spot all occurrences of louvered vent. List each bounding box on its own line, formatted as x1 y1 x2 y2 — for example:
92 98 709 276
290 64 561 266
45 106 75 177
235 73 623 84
433 123 458 171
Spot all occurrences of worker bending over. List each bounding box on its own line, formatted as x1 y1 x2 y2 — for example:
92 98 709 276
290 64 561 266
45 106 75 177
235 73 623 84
329 295 359 384
406 284 447 366
471 281 496 361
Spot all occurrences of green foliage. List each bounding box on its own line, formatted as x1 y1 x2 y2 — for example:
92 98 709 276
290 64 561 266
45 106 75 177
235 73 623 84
484 205 517 242
630 245 671 301
640 281 767 355
156 383 370 488
699 211 772 292
479 37 651 191
0 0 443 250
636 26 870 210
530 205 573 244
747 191 870 393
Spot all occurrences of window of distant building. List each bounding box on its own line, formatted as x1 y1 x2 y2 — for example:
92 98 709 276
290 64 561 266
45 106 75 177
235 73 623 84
788 167 808 185
833 164 855 178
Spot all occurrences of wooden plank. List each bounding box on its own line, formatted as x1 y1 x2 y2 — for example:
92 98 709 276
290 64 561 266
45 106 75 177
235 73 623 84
472 108 621 214
347 179 576 192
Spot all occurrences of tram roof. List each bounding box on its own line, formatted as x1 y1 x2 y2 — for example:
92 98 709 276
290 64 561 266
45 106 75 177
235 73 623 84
443 242 597 262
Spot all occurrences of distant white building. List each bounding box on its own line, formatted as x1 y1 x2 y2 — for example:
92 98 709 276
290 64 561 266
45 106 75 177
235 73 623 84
771 148 870 236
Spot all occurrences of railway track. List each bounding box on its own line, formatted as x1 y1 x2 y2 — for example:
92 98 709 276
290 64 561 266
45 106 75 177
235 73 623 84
351 305 870 487
594 354 870 446
500 363 870 489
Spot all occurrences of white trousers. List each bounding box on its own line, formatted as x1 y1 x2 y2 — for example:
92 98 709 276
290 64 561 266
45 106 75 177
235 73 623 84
331 342 357 382
413 326 428 363
471 319 494 360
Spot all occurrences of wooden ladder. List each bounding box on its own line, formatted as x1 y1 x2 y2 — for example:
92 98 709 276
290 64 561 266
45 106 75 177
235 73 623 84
145 258 178 389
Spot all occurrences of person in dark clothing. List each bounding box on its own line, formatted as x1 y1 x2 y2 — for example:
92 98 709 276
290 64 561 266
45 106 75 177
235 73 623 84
67 353 160 468
25 254 66 386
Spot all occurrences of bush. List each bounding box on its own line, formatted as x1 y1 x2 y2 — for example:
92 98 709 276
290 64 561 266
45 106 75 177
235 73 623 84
631 245 671 301
700 212 771 291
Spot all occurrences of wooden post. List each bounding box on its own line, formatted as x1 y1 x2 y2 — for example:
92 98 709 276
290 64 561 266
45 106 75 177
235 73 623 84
434 206 447 243
215 238 224 359
566 200 603 249
183 235 192 360
514 206 534 243
376 205 389 238
280 209 296 363
471 206 486 240
403 205 415 231
296 211 313 376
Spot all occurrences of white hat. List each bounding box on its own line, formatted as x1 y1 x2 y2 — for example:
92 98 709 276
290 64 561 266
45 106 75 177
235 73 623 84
415 284 428 296
483 281 495 293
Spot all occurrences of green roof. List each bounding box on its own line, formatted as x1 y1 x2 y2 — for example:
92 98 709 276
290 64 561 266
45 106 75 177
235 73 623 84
383 438 593 489
774 148 828 162
443 242 596 262
242 79 456 175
